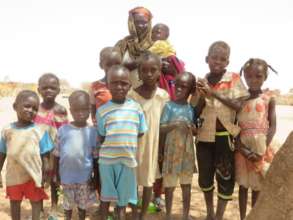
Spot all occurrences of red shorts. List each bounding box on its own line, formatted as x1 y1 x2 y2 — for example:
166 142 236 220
6 180 48 201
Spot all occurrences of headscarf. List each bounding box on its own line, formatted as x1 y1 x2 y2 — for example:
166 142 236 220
115 7 153 59
159 55 185 100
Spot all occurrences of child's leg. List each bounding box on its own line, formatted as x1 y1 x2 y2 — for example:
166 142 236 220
116 206 126 220
77 208 86 220
10 200 21 220
100 201 110 220
181 184 191 220
196 142 216 219
215 134 235 220
129 203 138 220
64 209 73 220
165 187 175 219
238 186 248 220
252 190 260 207
140 186 152 220
30 200 42 220
51 181 59 210
215 199 228 220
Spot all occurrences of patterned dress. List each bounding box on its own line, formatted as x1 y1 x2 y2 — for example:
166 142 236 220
235 92 274 191
160 101 196 176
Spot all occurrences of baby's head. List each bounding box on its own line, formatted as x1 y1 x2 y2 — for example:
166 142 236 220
38 73 60 103
107 65 131 103
138 52 161 87
99 47 122 73
69 90 90 125
13 90 40 125
206 41 230 75
152 23 170 41
241 58 277 91
175 72 196 102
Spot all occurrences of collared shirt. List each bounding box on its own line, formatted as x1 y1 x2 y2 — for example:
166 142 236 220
194 72 249 142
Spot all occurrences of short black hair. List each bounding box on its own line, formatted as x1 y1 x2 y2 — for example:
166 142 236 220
208 41 230 57
138 51 161 70
68 90 90 107
38 73 60 85
15 90 39 105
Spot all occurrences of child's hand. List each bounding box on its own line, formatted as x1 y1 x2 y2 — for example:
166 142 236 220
197 80 213 97
247 153 262 163
187 124 198 135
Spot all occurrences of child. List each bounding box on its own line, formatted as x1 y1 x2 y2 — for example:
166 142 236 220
0 90 54 220
150 23 175 57
89 47 122 125
96 65 147 220
128 52 169 220
195 41 248 220
235 58 277 220
53 90 97 220
34 73 68 217
160 72 197 220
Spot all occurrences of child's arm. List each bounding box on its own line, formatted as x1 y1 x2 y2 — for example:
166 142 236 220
235 136 262 162
160 121 188 134
52 155 60 186
266 98 277 146
41 152 51 186
0 153 6 187
197 80 246 112
91 104 97 125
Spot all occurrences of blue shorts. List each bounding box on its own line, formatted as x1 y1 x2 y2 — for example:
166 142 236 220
99 163 137 207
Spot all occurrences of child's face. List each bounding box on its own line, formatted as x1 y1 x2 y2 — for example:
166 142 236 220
244 65 266 91
139 58 161 87
70 98 90 125
14 95 39 124
107 69 131 103
133 13 149 37
206 47 229 75
101 53 122 73
152 24 169 41
38 77 60 102
162 58 178 76
175 75 193 102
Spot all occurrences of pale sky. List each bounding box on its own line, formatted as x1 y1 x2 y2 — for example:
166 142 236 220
0 0 292 92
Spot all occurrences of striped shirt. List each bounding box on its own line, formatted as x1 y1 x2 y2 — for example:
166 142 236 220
96 98 147 167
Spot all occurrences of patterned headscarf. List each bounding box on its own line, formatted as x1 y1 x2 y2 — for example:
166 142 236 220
115 7 153 59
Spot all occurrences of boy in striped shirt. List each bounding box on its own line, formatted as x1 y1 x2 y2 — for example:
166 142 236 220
96 65 147 220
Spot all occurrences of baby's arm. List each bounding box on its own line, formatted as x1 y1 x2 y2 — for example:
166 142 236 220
0 153 6 187
266 98 277 146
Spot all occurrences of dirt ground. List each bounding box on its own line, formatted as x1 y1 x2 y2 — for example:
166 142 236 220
0 97 292 220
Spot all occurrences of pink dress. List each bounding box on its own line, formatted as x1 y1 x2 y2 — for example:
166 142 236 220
235 92 274 191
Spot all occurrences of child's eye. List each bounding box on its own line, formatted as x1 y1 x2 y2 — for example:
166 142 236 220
151 67 159 73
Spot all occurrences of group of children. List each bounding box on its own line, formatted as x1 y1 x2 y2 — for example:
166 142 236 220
0 23 277 220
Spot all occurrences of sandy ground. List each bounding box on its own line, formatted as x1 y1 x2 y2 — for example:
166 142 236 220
0 96 292 220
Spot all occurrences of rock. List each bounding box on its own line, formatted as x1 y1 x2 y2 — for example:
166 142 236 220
246 131 293 220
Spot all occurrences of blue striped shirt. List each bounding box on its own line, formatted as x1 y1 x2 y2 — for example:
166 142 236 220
96 99 147 167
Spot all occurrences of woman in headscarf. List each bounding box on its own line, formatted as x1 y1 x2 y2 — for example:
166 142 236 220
115 7 153 88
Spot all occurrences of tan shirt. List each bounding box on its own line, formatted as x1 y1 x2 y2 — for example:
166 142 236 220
194 72 249 142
